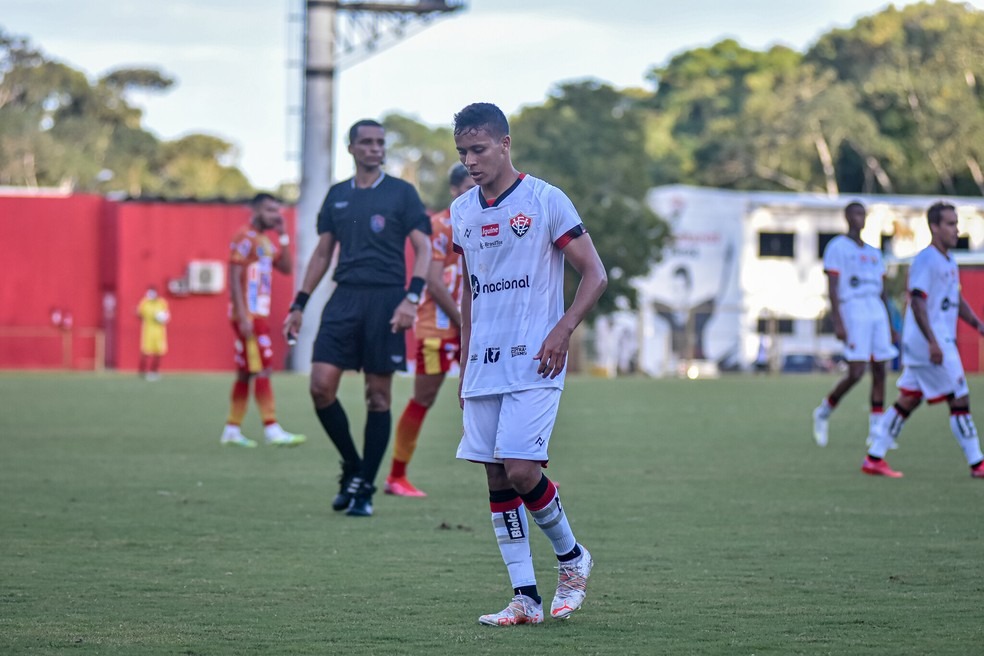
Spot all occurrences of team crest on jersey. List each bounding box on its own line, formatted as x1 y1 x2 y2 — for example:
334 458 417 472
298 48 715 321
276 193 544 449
370 214 386 233
509 213 532 237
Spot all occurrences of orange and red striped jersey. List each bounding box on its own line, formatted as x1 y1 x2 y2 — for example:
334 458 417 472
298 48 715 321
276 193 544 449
229 226 278 318
415 209 462 341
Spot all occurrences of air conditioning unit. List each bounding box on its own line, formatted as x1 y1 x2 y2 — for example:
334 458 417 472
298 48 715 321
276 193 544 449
187 260 225 294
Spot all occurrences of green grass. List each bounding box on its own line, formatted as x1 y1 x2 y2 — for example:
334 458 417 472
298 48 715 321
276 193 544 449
2 371 983 655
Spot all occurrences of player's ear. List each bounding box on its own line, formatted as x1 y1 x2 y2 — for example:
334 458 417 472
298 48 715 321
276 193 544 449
501 134 511 151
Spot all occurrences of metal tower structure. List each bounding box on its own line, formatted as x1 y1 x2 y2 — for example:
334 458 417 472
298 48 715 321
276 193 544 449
292 0 466 370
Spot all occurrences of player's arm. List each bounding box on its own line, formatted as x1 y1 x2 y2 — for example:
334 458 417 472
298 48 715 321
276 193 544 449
229 261 252 338
283 232 336 342
535 234 608 379
825 271 846 342
270 215 293 274
909 291 942 364
389 228 431 333
958 294 984 336
457 253 472 409
426 258 461 326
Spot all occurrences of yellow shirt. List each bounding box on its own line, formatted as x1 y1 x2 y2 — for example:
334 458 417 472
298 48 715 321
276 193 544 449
137 297 169 355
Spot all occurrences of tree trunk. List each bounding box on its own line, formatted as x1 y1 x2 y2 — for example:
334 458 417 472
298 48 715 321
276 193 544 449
967 156 984 196
866 156 894 193
814 131 839 197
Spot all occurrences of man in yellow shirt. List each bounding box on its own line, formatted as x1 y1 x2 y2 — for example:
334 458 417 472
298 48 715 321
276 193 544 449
137 285 169 381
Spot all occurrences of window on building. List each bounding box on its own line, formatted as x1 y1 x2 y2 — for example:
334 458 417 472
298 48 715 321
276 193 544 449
757 317 794 335
956 235 970 251
759 232 795 258
880 234 893 254
817 232 838 259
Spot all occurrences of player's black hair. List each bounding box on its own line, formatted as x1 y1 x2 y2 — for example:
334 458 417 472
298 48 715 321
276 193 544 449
349 119 383 144
448 163 471 188
251 192 279 207
844 201 865 216
453 103 509 139
927 201 956 226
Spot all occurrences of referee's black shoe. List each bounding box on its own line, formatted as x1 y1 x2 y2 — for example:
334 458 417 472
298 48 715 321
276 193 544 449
332 463 361 511
346 481 376 517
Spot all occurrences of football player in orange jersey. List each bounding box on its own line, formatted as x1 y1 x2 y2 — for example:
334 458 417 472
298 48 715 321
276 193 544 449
221 193 306 448
385 164 476 497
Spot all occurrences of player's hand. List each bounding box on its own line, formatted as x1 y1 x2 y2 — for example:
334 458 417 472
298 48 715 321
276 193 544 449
237 315 254 339
929 340 943 365
272 214 286 235
457 375 465 410
534 324 572 379
389 299 417 333
283 310 303 345
890 328 900 344
834 322 847 342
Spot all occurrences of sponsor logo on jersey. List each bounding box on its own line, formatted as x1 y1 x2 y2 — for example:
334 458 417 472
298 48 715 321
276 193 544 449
334 201 349 208
484 347 500 364
390 355 404 363
482 223 500 237
509 213 532 237
510 345 527 357
849 275 860 288
464 228 472 238
535 436 545 447
469 353 479 363
471 275 530 298
370 214 386 233
502 508 525 540
942 297 953 311
480 239 503 250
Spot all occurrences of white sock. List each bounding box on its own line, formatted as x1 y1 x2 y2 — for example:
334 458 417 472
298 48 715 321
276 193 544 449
816 398 833 419
264 423 283 438
223 424 242 436
492 502 536 589
950 412 984 465
526 482 578 558
869 405 906 458
869 411 884 435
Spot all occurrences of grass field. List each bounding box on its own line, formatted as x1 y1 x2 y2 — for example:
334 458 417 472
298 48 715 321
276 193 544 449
2 371 984 655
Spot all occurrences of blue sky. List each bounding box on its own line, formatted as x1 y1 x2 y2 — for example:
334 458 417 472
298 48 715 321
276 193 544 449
5 1 982 188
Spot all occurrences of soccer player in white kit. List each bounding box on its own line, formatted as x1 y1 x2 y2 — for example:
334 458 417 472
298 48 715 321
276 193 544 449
812 202 898 447
450 103 608 625
863 202 984 478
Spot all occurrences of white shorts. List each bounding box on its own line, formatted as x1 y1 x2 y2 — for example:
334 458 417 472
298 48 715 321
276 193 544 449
843 307 897 363
897 354 969 403
456 388 562 463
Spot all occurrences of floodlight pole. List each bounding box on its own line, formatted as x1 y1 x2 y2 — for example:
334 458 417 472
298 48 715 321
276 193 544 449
292 0 465 371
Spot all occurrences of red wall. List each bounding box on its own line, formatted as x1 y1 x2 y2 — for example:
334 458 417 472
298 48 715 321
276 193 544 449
111 201 297 371
958 267 984 374
0 194 296 371
0 194 107 368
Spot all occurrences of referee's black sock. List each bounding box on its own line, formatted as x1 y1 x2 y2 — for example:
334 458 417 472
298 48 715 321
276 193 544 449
315 400 361 468
360 410 392 489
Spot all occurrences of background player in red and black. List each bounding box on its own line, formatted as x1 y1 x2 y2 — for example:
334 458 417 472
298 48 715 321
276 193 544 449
284 119 432 517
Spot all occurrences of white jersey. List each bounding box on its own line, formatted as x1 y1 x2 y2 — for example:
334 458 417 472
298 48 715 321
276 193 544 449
451 174 585 397
901 245 960 366
822 235 886 314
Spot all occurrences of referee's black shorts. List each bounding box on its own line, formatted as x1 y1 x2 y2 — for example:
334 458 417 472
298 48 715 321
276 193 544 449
312 284 407 374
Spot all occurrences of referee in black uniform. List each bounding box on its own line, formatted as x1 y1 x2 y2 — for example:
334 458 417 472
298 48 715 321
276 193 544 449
285 119 432 517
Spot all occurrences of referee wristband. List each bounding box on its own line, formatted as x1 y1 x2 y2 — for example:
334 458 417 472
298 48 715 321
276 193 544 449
407 276 426 297
290 291 310 313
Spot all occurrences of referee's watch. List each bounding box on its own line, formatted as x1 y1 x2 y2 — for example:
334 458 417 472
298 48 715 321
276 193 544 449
405 292 421 305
